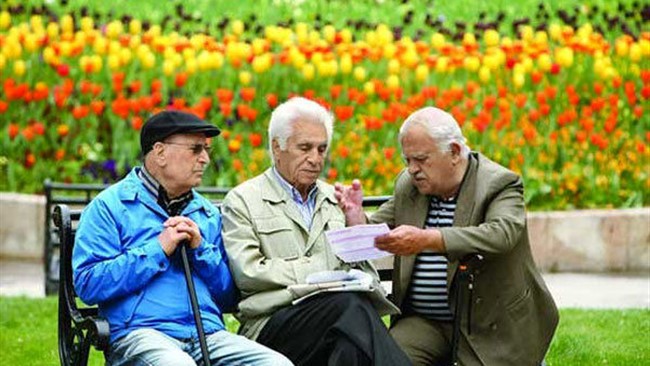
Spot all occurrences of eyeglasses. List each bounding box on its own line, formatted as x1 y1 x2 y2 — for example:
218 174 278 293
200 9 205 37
164 142 212 155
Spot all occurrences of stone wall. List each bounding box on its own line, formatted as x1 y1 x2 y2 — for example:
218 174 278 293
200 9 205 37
0 192 648 272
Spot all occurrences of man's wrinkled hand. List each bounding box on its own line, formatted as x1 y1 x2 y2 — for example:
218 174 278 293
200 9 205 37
374 225 444 256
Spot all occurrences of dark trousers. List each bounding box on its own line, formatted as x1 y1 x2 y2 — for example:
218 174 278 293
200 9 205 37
257 292 412 366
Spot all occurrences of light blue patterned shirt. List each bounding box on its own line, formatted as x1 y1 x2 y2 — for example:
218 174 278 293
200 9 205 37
272 167 318 228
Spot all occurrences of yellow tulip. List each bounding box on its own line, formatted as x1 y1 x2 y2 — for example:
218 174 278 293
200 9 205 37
383 44 397 58
386 74 399 90
462 32 477 46
232 20 244 36
91 55 102 72
252 54 271 73
323 25 336 43
537 53 552 71
0 54 7 70
163 59 175 75
463 56 480 72
0 11 10 30
639 39 650 56
340 54 352 74
402 49 419 68
519 25 534 41
252 39 266 55
615 39 629 57
435 57 449 73
513 72 525 88
184 58 197 74
43 47 57 64
94 37 108 55
210 52 224 69
430 33 445 49
24 34 38 52
13 59 26 76
129 35 141 49
555 47 573 67
239 70 252 84
197 51 210 70
80 17 94 33
478 66 491 83
108 40 121 55
363 81 375 95
301 64 315 80
108 54 121 70
60 42 72 57
47 22 59 38
129 19 142 35
415 64 429 82
629 43 642 62
61 15 73 34
148 25 161 37
106 21 123 39
120 48 132 64
549 23 561 40
484 29 500 47
339 28 352 43
141 52 155 69
353 66 366 81
388 59 400 74
534 31 548 46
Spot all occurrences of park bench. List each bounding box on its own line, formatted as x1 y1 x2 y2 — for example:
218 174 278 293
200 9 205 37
51 183 393 365
53 182 480 365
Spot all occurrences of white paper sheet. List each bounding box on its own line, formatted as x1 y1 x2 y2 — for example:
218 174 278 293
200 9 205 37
325 223 393 262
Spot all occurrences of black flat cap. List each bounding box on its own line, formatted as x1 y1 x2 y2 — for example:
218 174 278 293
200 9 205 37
140 110 221 154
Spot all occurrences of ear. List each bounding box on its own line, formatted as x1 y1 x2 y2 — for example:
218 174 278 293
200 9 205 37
152 142 167 166
271 139 281 156
449 142 462 164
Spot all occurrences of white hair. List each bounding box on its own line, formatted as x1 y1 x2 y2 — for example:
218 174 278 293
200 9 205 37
398 107 470 157
267 97 334 153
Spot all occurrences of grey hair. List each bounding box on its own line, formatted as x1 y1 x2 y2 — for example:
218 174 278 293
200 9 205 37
398 107 470 157
268 96 334 153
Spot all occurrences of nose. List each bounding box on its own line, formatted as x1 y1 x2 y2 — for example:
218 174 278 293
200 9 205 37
307 148 323 165
198 148 210 163
407 160 419 175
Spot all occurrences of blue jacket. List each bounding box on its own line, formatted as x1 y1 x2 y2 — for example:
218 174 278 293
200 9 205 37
73 168 238 343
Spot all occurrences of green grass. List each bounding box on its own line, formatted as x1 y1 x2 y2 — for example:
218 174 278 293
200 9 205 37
10 0 640 39
1 296 648 365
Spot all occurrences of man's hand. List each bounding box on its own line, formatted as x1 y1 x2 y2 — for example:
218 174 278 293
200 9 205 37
158 216 202 255
334 179 366 226
374 225 445 256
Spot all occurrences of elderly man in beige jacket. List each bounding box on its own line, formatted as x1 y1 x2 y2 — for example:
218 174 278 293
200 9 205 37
221 97 411 366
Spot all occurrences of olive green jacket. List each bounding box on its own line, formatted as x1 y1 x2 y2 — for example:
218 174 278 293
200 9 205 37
370 152 559 366
221 168 398 340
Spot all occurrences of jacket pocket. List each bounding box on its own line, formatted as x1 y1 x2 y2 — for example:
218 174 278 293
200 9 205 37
505 287 531 323
256 217 301 259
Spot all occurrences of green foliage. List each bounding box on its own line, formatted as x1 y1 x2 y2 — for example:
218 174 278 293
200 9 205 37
1 296 649 365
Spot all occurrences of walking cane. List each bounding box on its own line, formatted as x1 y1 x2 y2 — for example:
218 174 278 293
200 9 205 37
180 241 211 366
451 254 483 366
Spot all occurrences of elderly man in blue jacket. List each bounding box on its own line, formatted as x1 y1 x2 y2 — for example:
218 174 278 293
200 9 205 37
73 110 291 366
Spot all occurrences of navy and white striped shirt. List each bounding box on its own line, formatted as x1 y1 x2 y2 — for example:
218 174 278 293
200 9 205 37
406 196 457 322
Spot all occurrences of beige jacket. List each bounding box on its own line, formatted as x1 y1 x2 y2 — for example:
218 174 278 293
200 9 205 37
221 168 398 339
370 153 559 366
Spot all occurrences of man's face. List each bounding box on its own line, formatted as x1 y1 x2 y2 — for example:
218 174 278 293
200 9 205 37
159 133 211 194
401 125 457 197
273 119 328 196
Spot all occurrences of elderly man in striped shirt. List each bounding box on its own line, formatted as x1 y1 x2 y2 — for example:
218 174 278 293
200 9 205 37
335 106 558 366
